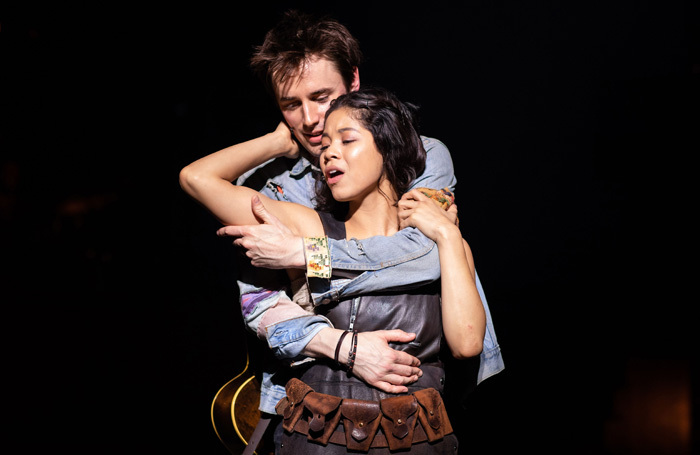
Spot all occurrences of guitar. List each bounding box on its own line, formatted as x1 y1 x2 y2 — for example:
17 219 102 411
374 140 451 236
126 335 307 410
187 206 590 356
211 350 274 455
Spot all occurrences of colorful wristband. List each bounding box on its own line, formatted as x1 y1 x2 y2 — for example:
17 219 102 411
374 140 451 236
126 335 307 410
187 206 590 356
303 236 331 279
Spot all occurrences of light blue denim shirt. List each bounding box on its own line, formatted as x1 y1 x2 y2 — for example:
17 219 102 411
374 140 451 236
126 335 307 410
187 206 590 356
238 136 504 413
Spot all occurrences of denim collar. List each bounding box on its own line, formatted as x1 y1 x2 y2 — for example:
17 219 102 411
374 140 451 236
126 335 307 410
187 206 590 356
291 155 321 177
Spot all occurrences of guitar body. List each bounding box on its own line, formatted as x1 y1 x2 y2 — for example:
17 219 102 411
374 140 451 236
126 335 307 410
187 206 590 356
211 355 273 454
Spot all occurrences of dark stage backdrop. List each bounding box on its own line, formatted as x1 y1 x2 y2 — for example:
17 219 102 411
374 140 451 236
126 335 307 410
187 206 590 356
2 2 697 454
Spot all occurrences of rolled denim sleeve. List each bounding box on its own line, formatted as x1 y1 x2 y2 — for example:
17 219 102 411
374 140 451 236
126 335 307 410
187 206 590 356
263 313 333 362
239 278 333 360
238 280 284 336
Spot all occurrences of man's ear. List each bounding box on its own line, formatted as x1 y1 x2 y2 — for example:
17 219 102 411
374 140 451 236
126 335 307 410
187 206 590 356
350 67 360 92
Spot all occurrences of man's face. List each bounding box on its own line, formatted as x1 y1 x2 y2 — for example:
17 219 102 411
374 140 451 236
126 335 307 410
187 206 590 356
274 57 356 157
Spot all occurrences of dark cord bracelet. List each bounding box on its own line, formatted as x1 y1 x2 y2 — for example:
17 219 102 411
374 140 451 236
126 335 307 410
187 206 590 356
346 330 358 373
334 330 351 366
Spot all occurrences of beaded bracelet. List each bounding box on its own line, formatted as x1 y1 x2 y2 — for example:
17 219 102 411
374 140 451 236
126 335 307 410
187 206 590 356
334 330 351 366
346 330 358 373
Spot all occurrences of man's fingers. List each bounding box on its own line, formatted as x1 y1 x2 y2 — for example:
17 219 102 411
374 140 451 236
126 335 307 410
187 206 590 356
392 350 422 368
384 372 421 385
232 237 248 248
250 195 274 224
382 329 417 344
251 195 288 229
373 382 410 394
372 372 422 393
384 360 423 378
217 225 244 237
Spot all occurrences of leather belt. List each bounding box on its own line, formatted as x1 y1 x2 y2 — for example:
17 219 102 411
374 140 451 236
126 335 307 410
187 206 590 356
291 416 430 448
276 378 453 452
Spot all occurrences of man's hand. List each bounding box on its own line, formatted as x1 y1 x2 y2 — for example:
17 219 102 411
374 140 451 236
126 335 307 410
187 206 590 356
217 195 305 269
349 330 423 394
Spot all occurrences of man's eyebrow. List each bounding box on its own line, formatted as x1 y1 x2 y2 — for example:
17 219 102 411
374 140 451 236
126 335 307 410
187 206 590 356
310 88 333 97
279 88 332 103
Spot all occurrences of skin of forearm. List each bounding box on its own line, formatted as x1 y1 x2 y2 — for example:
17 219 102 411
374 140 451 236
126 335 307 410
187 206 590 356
302 327 348 361
181 133 318 229
181 129 290 185
435 225 486 359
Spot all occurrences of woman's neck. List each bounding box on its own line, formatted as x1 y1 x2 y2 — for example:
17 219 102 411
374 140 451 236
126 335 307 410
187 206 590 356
344 185 399 239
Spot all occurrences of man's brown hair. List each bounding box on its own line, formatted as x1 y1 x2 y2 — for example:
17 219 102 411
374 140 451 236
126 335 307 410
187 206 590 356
250 10 363 97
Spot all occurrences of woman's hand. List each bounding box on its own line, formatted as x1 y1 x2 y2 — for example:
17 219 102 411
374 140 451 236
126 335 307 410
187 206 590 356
398 189 458 242
273 121 300 159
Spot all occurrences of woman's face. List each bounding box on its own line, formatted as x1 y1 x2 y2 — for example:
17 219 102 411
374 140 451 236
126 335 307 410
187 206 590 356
319 107 385 203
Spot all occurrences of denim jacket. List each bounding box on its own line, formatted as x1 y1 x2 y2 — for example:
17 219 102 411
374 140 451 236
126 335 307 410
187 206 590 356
238 136 504 413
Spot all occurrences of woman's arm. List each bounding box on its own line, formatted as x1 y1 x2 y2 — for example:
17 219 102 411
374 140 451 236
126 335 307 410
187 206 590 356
179 126 321 234
398 189 486 359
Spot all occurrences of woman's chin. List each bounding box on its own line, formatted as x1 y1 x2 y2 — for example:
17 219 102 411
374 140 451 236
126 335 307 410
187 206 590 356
330 190 350 202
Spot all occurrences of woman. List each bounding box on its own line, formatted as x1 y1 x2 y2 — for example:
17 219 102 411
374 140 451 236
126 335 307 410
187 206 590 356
180 88 485 453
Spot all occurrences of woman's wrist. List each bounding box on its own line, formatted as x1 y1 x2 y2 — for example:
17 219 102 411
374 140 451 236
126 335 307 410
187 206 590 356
434 223 462 246
269 124 299 158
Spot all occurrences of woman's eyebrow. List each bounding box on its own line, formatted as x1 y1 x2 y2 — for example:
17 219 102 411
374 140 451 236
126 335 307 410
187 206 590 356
322 127 360 139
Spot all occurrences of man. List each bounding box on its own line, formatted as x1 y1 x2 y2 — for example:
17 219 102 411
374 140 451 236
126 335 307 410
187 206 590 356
197 8 503 446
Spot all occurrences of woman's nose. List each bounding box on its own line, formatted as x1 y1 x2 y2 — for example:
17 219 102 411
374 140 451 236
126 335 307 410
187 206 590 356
322 143 340 163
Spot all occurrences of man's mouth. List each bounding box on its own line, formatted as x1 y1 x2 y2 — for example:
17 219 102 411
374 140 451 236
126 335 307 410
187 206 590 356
305 131 323 145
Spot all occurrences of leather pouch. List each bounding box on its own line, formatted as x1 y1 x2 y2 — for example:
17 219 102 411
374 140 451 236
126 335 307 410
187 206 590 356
279 378 314 432
340 399 382 451
379 394 418 451
303 391 343 445
414 388 452 441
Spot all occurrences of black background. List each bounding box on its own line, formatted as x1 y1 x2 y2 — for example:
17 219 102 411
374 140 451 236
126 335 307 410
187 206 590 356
2 1 698 454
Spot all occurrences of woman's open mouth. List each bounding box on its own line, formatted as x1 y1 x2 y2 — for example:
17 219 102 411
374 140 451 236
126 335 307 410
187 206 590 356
325 168 344 184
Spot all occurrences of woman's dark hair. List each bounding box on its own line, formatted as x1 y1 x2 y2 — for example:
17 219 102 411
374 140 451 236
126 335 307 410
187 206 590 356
313 87 427 213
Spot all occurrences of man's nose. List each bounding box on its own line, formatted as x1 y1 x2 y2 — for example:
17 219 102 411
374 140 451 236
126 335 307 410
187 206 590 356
301 102 319 128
